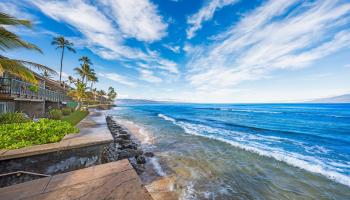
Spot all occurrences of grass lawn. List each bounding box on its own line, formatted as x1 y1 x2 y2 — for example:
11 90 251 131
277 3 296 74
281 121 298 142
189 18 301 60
61 110 89 126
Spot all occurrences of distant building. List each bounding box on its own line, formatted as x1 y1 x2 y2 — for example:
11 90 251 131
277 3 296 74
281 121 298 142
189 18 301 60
0 72 71 117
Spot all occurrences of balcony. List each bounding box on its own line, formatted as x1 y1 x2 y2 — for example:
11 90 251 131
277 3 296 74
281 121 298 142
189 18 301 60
0 78 69 102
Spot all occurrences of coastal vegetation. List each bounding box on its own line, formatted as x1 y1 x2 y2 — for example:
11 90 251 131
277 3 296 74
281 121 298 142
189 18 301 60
0 12 118 150
0 118 78 150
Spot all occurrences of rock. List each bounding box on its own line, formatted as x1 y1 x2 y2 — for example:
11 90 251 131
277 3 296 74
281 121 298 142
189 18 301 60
115 138 131 145
118 149 143 158
144 152 154 157
136 155 146 164
120 130 129 135
117 134 130 140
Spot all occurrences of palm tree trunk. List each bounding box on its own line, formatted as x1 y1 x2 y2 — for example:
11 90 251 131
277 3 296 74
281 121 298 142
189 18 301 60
90 82 93 91
59 47 65 83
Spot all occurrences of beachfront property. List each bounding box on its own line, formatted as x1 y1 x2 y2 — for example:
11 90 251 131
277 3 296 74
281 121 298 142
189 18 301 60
0 72 71 117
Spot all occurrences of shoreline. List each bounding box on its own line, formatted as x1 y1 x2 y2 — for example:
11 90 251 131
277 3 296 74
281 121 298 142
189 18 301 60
105 115 179 200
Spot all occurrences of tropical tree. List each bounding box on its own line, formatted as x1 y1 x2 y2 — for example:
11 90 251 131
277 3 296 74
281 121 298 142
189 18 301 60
107 86 117 102
0 12 56 83
41 69 52 79
74 56 94 83
67 75 75 86
68 80 88 110
97 90 106 105
87 70 98 90
51 36 75 83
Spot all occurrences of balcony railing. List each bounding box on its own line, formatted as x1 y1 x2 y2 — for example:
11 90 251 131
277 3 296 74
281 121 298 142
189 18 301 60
0 78 69 102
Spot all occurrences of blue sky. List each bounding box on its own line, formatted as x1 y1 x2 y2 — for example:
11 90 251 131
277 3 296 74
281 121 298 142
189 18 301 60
1 0 350 103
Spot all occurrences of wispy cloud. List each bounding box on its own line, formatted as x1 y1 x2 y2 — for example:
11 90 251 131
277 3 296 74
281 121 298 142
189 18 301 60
186 0 239 39
186 0 350 91
138 69 162 83
29 0 178 85
99 0 167 42
163 44 180 53
98 72 136 87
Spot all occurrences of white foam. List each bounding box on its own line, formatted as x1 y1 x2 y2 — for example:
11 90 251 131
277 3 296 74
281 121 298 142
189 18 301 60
168 118 350 188
158 113 176 123
149 157 166 177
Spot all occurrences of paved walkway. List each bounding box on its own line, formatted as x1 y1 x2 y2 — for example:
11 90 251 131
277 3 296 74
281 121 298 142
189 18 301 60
0 110 113 161
0 159 153 200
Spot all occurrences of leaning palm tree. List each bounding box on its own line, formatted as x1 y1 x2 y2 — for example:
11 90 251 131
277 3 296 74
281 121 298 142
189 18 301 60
51 36 75 83
0 12 56 83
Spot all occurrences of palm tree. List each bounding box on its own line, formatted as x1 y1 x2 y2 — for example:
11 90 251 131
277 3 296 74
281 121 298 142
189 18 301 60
68 80 88 110
74 56 94 83
97 90 106 105
51 36 75 83
0 12 56 83
67 75 75 86
107 86 117 102
87 71 98 90
41 69 53 79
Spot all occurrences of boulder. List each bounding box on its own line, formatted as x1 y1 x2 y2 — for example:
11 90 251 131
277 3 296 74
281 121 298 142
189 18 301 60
136 155 146 164
144 152 154 157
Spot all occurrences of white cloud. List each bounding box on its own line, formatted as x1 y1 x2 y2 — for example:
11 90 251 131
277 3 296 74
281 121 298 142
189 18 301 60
163 44 180 53
138 69 162 83
30 0 173 67
186 0 239 39
98 72 136 87
186 0 350 92
100 0 167 42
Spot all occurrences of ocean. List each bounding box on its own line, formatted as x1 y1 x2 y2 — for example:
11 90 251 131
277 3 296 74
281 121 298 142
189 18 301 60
109 103 350 199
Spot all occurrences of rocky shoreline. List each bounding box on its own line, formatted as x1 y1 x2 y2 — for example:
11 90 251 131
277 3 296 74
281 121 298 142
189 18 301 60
105 116 154 174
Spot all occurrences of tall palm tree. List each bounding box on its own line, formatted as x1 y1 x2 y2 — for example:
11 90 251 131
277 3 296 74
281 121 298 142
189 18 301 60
74 64 93 83
0 12 56 83
79 56 92 66
87 70 98 90
51 36 75 83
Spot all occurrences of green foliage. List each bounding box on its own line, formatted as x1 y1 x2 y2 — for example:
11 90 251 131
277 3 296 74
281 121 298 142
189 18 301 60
0 112 29 124
61 107 72 116
0 119 79 149
48 109 62 120
61 110 89 125
28 85 38 93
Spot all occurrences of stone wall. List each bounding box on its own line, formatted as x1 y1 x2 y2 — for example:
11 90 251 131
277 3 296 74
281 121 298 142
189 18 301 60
0 143 111 187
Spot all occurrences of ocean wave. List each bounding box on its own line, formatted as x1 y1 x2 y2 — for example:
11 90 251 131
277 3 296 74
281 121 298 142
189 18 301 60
196 107 282 114
149 157 166 177
157 114 350 187
158 113 176 123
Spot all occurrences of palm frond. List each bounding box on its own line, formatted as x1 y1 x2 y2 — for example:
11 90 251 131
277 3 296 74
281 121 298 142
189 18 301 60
0 13 31 27
13 59 57 75
0 27 42 52
0 56 37 84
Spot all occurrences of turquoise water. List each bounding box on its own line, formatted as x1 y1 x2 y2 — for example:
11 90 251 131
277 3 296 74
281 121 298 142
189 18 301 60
109 103 350 199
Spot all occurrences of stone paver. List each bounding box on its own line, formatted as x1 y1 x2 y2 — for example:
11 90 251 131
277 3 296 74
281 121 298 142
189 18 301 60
0 110 113 161
0 159 153 200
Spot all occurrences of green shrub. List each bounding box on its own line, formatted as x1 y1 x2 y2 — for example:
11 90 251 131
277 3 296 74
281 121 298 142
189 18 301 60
0 119 79 149
48 109 62 120
61 107 72 116
0 112 29 124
